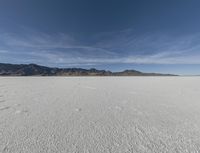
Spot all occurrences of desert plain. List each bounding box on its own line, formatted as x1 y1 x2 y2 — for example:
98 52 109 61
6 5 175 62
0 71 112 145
0 77 200 153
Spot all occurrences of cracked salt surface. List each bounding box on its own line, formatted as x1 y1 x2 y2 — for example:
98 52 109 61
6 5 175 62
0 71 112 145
0 77 200 153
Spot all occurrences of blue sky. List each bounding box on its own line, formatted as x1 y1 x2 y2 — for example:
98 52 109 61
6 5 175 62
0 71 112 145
0 0 200 75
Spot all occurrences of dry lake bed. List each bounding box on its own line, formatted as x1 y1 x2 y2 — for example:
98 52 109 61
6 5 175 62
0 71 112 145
0 77 200 153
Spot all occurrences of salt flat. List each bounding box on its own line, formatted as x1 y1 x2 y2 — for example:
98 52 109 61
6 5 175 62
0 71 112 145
0 77 200 153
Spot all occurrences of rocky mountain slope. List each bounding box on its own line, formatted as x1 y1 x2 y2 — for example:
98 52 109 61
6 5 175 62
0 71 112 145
0 63 176 76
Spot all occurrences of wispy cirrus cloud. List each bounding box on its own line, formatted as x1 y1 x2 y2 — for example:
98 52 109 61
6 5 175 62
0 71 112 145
0 27 200 67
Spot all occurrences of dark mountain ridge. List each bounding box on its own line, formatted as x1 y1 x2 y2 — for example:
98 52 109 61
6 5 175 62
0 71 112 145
0 63 177 76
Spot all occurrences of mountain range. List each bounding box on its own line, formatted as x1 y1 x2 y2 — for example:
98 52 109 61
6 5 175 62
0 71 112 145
0 63 176 76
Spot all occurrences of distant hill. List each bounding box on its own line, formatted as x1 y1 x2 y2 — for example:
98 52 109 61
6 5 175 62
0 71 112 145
0 63 177 76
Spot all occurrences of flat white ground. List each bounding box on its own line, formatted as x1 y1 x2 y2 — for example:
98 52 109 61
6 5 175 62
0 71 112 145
0 77 200 153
